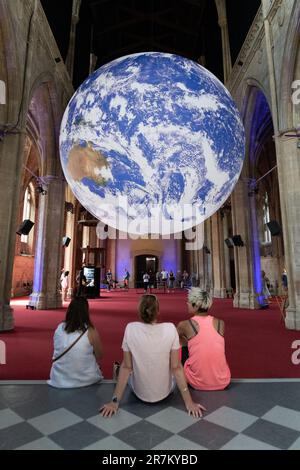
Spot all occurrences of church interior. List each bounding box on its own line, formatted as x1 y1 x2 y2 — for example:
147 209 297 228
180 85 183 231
1 0 300 452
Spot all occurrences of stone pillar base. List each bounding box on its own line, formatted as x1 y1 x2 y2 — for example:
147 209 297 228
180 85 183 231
29 292 62 310
213 288 227 299
285 308 300 331
0 304 14 331
234 292 259 310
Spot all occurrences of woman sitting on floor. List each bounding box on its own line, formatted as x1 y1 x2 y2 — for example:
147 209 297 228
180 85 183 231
100 294 206 418
177 288 231 391
48 296 103 388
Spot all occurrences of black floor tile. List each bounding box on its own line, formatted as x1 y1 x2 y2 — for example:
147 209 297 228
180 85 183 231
49 421 109 450
243 419 300 450
115 420 173 450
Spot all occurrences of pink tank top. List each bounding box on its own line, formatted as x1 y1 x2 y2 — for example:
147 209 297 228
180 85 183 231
184 315 231 391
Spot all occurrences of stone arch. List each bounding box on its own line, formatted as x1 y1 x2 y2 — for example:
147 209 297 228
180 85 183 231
26 74 63 177
0 3 22 126
242 82 284 302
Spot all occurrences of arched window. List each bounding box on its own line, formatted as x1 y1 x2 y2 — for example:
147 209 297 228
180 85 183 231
262 192 271 245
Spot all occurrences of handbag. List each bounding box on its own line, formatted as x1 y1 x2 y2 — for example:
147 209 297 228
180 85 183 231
52 328 87 362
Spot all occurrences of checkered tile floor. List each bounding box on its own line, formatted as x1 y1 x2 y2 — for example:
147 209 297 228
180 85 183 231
0 382 300 450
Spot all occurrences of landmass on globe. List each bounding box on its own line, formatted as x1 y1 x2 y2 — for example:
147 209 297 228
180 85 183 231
67 142 110 187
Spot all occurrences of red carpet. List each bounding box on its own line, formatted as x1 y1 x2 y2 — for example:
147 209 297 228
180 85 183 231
1 291 300 380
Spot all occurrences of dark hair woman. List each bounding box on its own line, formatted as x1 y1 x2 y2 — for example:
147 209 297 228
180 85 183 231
100 294 206 419
48 297 103 388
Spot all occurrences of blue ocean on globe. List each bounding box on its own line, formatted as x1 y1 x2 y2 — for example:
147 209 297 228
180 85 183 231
60 52 245 235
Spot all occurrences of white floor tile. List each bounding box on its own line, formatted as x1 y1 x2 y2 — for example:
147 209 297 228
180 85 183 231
0 409 24 430
204 406 258 433
153 435 207 450
262 406 300 432
84 436 135 450
87 409 141 434
28 408 83 435
16 437 63 450
145 407 200 433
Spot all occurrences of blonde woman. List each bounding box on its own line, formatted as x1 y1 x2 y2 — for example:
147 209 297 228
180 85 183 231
100 294 206 418
177 288 231 391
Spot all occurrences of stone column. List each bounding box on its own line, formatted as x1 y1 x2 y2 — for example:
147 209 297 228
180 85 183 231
106 238 117 280
231 179 259 309
0 0 39 330
29 177 65 309
261 1 300 329
65 0 82 81
0 132 26 330
215 0 232 83
277 135 300 330
63 204 76 298
198 220 212 293
211 212 227 298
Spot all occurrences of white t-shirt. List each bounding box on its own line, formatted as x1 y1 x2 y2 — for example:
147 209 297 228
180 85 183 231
143 274 150 283
161 271 168 280
122 322 180 402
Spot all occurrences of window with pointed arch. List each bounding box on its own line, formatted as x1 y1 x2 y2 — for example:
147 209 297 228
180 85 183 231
21 183 36 253
262 192 271 245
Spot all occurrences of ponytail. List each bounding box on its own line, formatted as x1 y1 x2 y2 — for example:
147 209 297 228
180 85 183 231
138 295 159 324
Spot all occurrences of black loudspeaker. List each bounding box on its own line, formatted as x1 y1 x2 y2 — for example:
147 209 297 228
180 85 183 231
62 236 71 247
225 238 235 248
232 235 244 247
267 220 282 236
16 219 34 236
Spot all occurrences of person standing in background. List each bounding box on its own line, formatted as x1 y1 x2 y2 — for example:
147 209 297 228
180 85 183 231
124 269 130 290
161 268 169 292
106 269 113 291
156 271 161 288
282 268 288 293
143 272 150 293
61 271 70 302
169 270 175 290
76 265 87 298
181 270 189 289
261 270 271 307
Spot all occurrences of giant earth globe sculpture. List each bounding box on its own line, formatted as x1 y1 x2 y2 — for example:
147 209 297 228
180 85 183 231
60 52 245 235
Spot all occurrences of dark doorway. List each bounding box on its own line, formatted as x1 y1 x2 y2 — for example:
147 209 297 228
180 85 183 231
135 255 158 288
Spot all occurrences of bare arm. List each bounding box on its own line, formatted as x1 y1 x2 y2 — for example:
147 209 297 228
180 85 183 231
88 327 104 360
100 351 133 417
170 349 206 418
177 321 189 346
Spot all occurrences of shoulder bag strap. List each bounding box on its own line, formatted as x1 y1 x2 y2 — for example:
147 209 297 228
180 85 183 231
52 328 87 363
